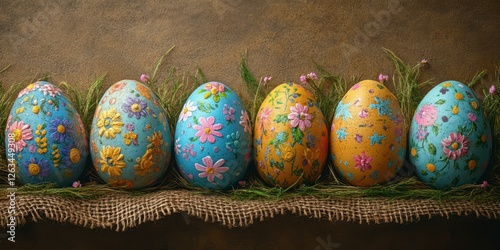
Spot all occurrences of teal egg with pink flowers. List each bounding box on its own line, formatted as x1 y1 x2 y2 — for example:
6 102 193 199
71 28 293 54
409 80 492 189
5 81 88 187
174 82 252 190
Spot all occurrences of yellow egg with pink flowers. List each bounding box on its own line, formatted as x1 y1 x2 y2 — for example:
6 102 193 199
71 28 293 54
254 83 328 188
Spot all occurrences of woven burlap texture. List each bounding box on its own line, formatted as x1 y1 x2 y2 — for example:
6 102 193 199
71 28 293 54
1 190 499 231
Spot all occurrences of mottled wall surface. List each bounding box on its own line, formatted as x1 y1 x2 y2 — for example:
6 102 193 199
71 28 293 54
1 0 499 249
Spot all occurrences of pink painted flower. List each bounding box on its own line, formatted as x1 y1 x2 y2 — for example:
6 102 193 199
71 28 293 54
193 116 223 143
239 110 252 133
72 181 82 188
204 82 224 94
378 74 389 83
351 83 360 90
182 143 196 160
39 84 61 97
415 104 438 126
353 151 372 172
288 103 312 131
490 85 496 94
109 81 127 94
468 112 477 122
140 73 149 83
299 75 307 84
18 82 40 98
258 106 272 129
441 132 469 160
223 104 235 122
179 100 197 122
174 138 181 155
8 121 33 152
358 109 368 118
29 144 37 153
195 156 229 182
481 180 489 188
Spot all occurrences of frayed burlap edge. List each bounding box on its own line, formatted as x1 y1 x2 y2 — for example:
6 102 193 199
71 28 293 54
1 190 499 231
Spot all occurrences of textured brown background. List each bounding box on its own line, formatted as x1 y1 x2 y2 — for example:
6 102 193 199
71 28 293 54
1 0 500 249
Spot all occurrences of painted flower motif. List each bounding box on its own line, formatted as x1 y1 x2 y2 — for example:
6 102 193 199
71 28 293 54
335 100 352 121
336 127 347 142
369 132 385 145
258 106 272 129
18 82 40 98
123 131 138 146
353 151 372 172
39 84 61 97
468 112 477 122
61 142 82 166
134 149 154 176
369 97 393 118
470 101 478 110
278 144 294 162
122 97 148 119
99 146 126 177
109 81 127 94
358 109 368 118
147 131 163 153
204 82 225 93
8 121 33 152
179 100 197 122
303 148 319 165
410 148 417 157
442 82 452 88
29 144 37 153
195 156 229 182
452 106 459 115
193 116 223 143
96 108 124 139
223 104 235 122
24 157 49 179
416 128 429 141
48 117 74 143
455 92 464 100
174 138 181 155
442 116 449 122
126 123 135 131
182 143 197 160
288 103 312 132
354 134 363 143
426 163 436 173
239 110 252 133
441 132 469 160
136 83 152 99
415 104 438 126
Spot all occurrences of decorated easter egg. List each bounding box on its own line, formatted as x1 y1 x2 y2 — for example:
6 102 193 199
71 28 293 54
409 80 492 189
330 80 406 186
254 83 328 188
174 82 252 190
5 81 88 186
90 80 172 189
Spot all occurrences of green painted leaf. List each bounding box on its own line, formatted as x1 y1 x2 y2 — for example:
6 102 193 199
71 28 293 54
213 94 220 103
420 170 428 176
451 175 460 186
220 92 227 98
273 114 288 124
453 161 459 170
189 137 198 142
435 99 446 105
203 92 211 99
291 127 304 144
432 125 439 136
428 143 436 155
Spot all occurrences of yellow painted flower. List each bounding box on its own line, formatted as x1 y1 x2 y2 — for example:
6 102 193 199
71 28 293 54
97 108 124 139
303 148 319 166
51 145 60 167
32 105 40 114
15 106 24 114
70 148 81 163
134 149 154 176
442 82 452 87
426 163 436 173
123 131 138 146
410 148 417 157
99 146 126 177
470 101 478 110
454 93 463 100
468 160 476 170
481 134 486 142
148 131 163 151
136 83 151 100
28 163 40 176
452 106 459 115
278 144 294 162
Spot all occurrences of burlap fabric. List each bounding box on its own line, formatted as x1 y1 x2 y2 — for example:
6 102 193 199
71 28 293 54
1 190 499 231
